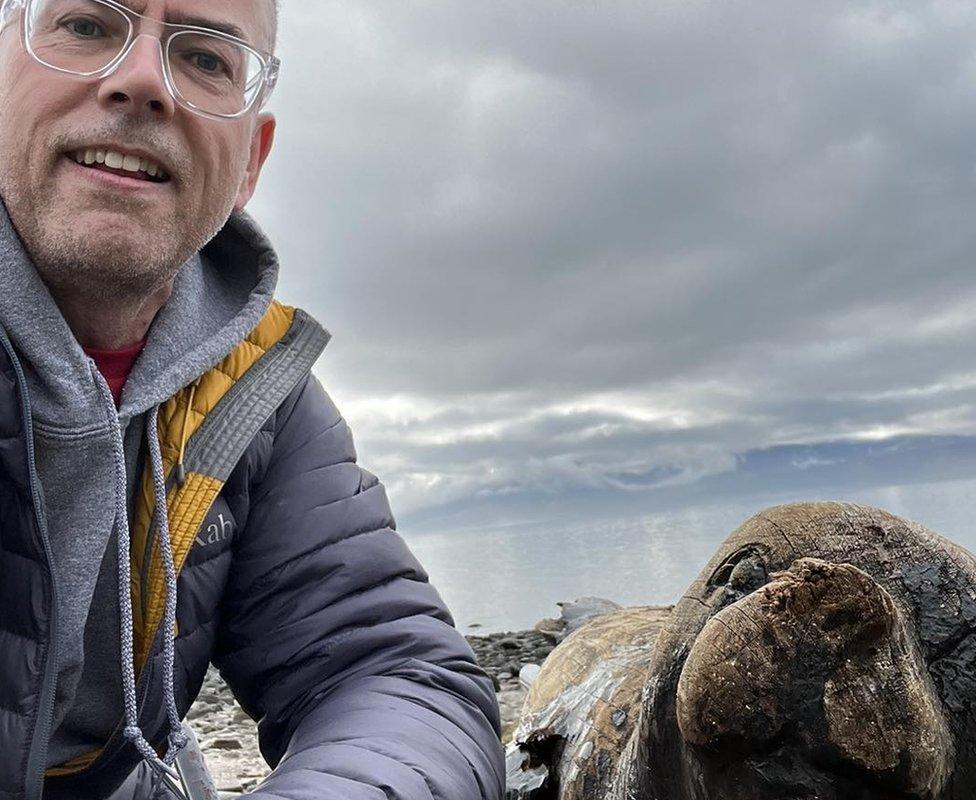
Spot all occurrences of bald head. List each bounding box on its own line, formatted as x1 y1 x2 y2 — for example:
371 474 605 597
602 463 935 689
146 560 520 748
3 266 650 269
271 0 279 51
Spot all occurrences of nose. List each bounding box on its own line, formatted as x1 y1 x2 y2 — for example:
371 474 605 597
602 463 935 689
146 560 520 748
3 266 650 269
96 34 176 120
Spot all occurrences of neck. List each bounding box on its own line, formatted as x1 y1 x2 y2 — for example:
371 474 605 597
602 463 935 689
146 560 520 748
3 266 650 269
48 281 175 350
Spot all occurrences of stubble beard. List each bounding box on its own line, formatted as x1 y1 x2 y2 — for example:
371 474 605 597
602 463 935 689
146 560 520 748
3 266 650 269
4 180 231 306
0 133 237 306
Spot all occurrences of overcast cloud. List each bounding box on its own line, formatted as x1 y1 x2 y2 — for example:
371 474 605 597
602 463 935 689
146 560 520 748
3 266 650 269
248 1 976 527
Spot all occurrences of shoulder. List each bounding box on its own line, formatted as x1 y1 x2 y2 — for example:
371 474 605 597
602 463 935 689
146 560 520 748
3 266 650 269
221 304 353 492
226 298 335 449
246 300 331 365
265 372 356 474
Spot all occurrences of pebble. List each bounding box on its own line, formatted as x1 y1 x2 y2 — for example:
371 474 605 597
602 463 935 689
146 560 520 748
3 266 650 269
210 738 243 751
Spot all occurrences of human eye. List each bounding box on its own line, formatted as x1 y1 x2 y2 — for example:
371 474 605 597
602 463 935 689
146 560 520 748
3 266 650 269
169 33 248 90
183 48 232 78
61 15 105 37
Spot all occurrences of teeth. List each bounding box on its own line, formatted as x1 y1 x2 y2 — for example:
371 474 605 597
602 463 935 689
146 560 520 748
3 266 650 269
72 147 166 179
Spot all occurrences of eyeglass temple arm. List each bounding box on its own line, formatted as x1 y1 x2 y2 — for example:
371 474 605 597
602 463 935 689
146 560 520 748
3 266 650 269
0 0 24 33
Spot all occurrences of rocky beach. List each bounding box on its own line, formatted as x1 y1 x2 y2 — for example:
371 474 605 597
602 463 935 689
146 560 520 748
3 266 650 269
189 600 612 796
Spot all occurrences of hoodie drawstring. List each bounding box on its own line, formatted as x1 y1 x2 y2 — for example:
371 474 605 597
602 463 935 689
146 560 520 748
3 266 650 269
145 404 188 761
104 388 187 779
174 377 200 488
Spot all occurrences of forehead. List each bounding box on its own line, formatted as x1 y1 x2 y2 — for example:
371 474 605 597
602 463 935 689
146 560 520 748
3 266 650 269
122 0 275 50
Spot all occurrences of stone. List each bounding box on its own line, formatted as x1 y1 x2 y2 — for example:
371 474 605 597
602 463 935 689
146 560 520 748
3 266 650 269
208 737 243 751
557 596 622 637
533 616 564 642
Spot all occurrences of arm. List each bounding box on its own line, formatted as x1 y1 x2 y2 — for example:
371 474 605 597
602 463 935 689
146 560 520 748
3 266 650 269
212 374 505 800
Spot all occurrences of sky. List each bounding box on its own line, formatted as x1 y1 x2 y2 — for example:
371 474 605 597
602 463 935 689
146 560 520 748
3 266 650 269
248 1 976 537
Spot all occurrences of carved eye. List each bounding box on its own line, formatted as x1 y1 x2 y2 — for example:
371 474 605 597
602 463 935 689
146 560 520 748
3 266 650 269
706 546 769 607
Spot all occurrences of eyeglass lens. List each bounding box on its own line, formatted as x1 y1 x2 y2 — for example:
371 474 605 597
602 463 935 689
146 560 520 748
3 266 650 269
26 0 265 116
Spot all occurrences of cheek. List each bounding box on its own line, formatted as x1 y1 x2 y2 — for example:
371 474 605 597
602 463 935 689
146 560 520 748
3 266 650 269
0 69 73 163
194 130 252 200
0 90 35 175
0 59 29 133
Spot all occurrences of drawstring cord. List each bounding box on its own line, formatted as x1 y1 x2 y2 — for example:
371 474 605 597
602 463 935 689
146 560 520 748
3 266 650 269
174 377 200 487
101 379 187 782
146 404 187 762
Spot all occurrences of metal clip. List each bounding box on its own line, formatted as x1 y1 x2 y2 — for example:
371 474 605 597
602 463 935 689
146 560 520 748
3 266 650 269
152 724 220 800
152 761 191 799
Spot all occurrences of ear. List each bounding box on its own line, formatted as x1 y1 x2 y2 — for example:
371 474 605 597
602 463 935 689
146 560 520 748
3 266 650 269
234 111 276 212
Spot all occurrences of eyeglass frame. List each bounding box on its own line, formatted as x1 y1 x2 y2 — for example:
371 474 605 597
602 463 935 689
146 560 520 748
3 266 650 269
0 0 280 121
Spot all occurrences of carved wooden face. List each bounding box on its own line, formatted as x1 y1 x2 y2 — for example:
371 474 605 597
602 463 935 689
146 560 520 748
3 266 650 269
644 501 976 800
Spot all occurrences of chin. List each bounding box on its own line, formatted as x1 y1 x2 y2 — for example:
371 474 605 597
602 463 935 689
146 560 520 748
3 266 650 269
29 219 185 300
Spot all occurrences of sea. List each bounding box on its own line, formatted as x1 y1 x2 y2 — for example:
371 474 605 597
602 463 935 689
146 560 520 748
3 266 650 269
403 476 976 634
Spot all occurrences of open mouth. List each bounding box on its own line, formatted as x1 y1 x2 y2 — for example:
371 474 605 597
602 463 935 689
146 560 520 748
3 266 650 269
65 148 170 184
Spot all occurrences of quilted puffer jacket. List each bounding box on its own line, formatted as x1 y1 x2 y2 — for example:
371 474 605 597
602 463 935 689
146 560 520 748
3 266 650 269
0 237 504 797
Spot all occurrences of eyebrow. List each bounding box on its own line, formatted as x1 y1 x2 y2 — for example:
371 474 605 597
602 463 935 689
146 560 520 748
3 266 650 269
116 2 258 47
164 12 248 42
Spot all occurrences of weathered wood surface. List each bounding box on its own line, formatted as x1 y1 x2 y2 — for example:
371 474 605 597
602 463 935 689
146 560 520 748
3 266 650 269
508 501 976 800
508 606 673 799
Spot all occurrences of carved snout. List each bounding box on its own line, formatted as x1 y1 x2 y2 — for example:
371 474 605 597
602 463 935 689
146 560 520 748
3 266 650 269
676 558 952 797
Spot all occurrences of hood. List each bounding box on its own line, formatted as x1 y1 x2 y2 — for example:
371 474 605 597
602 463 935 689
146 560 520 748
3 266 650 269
0 197 278 426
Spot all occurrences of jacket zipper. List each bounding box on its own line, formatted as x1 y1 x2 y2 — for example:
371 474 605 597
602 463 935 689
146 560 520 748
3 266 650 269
49 642 159 785
0 329 60 800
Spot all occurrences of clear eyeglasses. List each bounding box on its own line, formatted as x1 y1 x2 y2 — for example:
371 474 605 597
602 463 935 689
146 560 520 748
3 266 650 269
0 0 280 120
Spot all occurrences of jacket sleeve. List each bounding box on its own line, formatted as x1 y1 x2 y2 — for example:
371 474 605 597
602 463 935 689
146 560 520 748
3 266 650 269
211 373 505 800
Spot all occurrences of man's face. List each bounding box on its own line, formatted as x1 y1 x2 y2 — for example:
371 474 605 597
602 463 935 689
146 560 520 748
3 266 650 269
0 0 276 299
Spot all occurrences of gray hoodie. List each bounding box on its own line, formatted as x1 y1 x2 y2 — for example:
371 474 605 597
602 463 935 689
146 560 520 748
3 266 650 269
0 198 279 769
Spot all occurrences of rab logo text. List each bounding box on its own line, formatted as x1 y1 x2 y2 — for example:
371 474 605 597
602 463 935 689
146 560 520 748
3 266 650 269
195 512 235 547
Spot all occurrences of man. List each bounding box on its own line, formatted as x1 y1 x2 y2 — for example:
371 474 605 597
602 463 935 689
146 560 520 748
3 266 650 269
0 0 505 798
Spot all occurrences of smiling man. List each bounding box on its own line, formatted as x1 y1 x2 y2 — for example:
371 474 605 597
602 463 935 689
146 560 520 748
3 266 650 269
0 1 504 798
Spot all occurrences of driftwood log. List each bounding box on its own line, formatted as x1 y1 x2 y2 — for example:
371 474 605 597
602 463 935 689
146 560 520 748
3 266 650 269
507 501 976 799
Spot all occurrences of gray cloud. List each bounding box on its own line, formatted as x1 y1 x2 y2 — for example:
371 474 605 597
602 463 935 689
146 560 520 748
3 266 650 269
248 1 976 523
